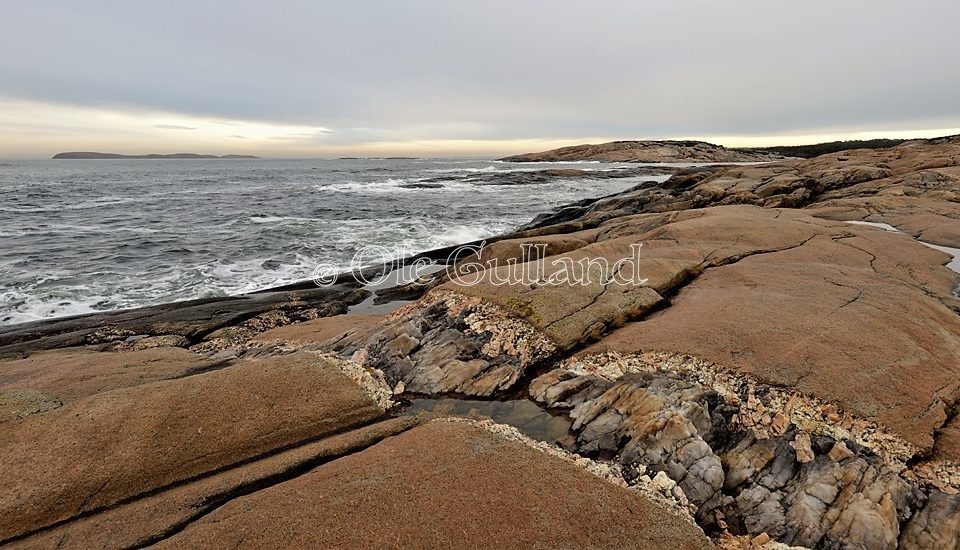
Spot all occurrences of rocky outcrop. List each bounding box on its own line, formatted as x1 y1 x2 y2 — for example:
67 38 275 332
4 135 960 548
0 284 366 359
530 352 959 549
420 165 677 186
9 417 421 549
327 289 557 396
500 140 784 163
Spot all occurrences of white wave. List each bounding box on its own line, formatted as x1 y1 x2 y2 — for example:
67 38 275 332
498 160 604 165
432 225 497 246
248 215 317 224
0 288 104 325
318 178 423 193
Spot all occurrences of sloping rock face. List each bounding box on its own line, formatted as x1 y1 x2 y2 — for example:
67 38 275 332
11 417 421 549
151 420 713 550
500 140 783 163
0 352 386 542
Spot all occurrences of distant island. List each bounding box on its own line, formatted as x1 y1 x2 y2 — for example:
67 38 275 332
52 152 259 159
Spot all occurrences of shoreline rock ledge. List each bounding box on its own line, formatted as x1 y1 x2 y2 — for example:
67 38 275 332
2 135 960 549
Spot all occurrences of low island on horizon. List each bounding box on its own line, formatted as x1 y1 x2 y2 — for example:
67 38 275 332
52 152 259 159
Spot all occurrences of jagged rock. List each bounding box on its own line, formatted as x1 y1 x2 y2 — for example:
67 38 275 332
568 373 725 506
790 433 815 464
900 489 960 549
325 289 557 396
528 356 948 549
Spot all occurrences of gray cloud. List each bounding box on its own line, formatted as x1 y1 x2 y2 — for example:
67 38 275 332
2 0 959 148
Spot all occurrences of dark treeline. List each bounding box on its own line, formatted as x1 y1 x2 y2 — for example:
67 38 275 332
745 139 908 159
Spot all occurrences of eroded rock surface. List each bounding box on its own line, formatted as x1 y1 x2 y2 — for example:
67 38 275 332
531 353 959 549
326 289 557 396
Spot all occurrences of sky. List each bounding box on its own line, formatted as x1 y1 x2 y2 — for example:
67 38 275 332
1 0 959 158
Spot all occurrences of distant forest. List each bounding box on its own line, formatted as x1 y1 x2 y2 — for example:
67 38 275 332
746 139 908 159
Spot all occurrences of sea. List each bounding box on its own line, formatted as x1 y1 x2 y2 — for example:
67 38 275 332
0 158 671 325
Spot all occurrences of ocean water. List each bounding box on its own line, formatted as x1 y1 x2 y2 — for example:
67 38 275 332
0 158 670 325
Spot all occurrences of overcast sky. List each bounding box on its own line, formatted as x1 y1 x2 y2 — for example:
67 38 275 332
1 0 959 157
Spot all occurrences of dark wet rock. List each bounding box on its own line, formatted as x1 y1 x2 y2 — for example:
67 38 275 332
422 165 678 187
398 182 444 189
0 284 366 358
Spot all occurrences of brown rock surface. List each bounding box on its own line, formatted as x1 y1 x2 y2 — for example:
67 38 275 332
448 206 825 350
0 346 225 412
252 313 384 346
0 352 384 542
10 417 420 549
153 420 713 549
579 221 960 452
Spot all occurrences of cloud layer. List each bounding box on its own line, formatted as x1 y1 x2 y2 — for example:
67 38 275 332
1 0 958 156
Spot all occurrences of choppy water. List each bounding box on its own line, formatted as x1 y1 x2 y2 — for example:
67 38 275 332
0 158 669 325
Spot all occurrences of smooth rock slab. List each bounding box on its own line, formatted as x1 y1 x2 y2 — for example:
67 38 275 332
154 421 713 549
9 417 420 549
0 351 384 542
0 346 225 412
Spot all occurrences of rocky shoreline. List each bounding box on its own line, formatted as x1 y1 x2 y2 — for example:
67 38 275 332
2 136 960 548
